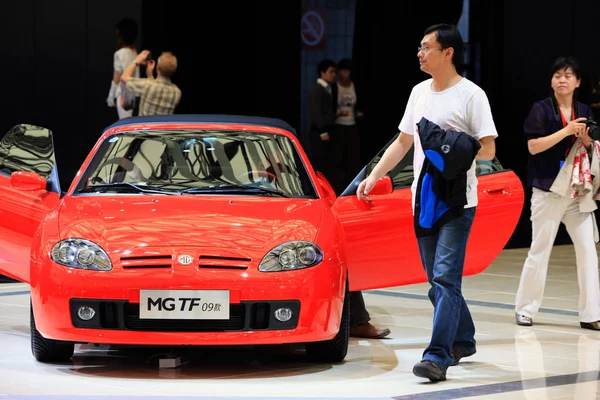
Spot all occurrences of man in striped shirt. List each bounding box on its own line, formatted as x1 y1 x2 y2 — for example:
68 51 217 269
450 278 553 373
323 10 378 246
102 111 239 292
121 49 182 116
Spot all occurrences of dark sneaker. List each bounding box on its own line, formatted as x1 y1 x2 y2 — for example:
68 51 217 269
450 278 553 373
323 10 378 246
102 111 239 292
413 360 446 381
580 321 600 330
451 348 476 366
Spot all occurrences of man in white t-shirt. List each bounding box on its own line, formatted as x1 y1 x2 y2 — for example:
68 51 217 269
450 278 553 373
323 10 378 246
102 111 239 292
106 18 140 120
356 24 497 382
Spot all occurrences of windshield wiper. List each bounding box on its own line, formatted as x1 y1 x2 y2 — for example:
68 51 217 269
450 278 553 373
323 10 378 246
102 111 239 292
78 182 178 195
180 183 289 197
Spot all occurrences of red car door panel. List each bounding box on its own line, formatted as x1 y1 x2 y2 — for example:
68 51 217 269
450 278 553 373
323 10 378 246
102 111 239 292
335 153 524 292
334 186 423 291
0 125 60 283
465 170 524 276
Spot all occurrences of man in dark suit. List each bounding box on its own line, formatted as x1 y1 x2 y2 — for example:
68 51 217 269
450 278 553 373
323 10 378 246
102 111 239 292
308 59 390 340
308 59 337 177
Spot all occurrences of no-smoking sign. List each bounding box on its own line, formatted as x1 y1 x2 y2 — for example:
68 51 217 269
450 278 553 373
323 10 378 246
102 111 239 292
301 9 326 49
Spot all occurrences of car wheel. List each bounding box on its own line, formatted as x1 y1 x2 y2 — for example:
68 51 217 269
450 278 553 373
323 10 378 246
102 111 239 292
305 279 350 363
30 300 74 363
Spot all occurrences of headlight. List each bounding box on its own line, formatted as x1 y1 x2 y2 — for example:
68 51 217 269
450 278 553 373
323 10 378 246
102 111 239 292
51 239 112 271
259 241 323 272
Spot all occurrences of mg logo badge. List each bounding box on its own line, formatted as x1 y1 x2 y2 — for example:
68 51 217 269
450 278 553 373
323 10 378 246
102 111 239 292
177 254 194 265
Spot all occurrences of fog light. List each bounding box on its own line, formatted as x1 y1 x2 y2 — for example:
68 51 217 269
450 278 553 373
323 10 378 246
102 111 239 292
274 307 292 322
77 306 96 321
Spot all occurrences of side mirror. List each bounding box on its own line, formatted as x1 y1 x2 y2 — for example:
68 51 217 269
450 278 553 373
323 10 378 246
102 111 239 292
315 171 336 203
10 171 48 191
370 175 393 196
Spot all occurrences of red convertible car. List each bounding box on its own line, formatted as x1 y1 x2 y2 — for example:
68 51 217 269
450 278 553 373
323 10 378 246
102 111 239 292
0 115 523 363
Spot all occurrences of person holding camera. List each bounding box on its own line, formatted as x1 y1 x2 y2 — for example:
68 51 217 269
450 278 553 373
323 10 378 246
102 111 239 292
120 49 181 116
514 56 600 330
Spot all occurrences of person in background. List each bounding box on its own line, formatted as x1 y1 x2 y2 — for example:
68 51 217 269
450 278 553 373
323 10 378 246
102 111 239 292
106 18 139 119
514 56 600 331
308 59 390 340
330 58 363 194
120 50 182 116
308 59 337 178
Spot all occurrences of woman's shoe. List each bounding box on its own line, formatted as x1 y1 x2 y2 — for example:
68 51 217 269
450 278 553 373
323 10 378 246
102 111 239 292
580 321 600 330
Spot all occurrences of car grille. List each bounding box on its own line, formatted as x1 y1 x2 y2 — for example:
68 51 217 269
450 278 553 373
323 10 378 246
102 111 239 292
198 255 251 270
118 252 252 270
121 255 172 269
123 303 246 331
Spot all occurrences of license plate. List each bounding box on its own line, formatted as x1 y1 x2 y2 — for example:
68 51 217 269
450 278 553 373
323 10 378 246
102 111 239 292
139 289 230 320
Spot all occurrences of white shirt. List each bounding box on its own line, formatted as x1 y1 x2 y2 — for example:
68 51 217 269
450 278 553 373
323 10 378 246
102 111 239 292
113 47 139 99
335 82 357 125
317 78 331 93
398 77 498 211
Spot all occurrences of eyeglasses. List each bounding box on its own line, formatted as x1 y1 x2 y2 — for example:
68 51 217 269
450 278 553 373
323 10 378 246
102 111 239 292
417 46 443 54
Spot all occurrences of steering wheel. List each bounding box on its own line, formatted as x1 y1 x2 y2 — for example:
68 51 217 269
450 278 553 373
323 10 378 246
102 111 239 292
236 170 278 184
96 157 146 183
87 176 106 185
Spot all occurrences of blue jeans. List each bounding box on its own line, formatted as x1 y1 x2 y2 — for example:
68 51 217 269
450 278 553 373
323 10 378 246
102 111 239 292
416 206 477 370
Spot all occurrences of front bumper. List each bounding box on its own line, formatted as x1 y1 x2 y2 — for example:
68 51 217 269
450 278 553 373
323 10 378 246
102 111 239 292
31 260 345 346
69 298 301 331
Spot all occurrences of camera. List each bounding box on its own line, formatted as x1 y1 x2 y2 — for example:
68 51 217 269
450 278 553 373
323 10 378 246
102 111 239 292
585 118 600 141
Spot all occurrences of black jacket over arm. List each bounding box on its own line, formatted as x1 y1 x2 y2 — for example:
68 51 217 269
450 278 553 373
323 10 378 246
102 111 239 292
414 117 482 237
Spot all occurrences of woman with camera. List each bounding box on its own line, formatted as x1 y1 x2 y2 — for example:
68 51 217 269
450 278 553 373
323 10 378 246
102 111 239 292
514 56 600 330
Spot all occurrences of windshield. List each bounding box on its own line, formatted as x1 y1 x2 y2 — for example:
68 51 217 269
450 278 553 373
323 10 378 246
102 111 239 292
74 130 317 198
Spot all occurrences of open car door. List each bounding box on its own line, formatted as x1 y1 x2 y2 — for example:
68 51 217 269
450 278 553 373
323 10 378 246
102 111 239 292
333 135 524 292
0 124 61 283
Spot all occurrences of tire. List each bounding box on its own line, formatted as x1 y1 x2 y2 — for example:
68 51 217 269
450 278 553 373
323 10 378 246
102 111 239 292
305 279 350 363
30 300 74 363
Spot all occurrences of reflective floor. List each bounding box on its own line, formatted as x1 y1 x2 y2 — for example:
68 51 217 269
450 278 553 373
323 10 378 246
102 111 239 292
1 244 599 399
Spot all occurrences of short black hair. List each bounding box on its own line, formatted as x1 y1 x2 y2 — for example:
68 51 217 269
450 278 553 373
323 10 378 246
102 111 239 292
423 23 464 68
550 56 582 79
115 18 138 45
337 58 352 71
317 59 336 75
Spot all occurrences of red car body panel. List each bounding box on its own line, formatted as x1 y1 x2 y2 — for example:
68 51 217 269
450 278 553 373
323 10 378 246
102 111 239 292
0 119 524 348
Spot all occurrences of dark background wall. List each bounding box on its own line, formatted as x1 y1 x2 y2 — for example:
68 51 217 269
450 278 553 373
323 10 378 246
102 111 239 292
1 0 600 249
140 1 300 127
0 0 142 190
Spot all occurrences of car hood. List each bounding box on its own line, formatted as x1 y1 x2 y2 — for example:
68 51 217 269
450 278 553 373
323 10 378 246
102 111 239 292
57 195 324 255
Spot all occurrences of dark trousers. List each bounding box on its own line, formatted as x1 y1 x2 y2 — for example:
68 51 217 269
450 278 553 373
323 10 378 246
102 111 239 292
308 130 333 178
417 207 477 369
350 291 370 326
330 124 361 195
